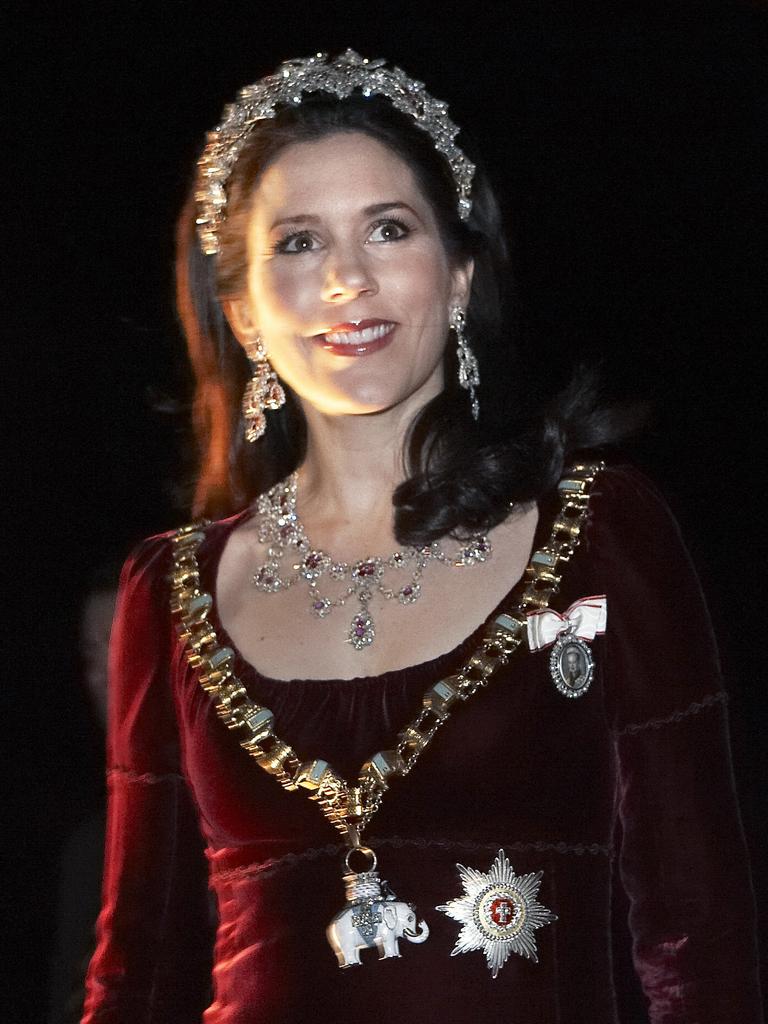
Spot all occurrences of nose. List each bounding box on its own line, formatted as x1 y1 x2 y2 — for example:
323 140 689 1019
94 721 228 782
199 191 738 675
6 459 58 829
320 247 377 304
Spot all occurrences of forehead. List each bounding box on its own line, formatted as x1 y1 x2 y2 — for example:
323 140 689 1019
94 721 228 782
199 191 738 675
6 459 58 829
249 131 427 223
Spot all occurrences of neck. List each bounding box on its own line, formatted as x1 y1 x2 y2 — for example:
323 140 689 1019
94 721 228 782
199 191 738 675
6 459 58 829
295 404 417 556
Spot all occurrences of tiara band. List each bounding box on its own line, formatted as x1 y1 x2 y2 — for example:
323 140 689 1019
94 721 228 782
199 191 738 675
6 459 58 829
194 49 475 256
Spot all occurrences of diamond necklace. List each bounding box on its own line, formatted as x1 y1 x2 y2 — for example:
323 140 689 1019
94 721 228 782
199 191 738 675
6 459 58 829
250 473 492 650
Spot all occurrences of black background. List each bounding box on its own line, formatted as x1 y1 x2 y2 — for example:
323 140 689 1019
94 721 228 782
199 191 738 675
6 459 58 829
5 2 767 1020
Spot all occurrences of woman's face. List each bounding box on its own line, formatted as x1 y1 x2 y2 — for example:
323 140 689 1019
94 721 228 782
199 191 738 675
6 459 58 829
225 131 472 418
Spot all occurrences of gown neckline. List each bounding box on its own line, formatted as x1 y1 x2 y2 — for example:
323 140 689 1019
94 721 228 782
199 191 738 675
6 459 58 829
197 488 559 690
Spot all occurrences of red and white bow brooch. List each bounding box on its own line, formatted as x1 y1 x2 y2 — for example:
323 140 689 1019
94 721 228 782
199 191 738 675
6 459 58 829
526 596 607 698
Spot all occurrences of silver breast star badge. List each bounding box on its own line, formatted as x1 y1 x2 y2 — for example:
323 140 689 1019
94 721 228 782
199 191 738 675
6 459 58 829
436 849 557 978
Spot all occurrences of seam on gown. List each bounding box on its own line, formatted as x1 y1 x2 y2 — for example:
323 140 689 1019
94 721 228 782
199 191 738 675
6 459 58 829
616 690 727 737
106 766 186 784
209 835 611 883
378 835 611 856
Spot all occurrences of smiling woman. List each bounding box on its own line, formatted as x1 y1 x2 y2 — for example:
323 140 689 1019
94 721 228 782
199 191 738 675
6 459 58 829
81 51 763 1024
223 133 471 419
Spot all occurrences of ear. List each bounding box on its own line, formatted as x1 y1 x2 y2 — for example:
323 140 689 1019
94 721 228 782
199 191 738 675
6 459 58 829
221 296 258 349
449 257 474 313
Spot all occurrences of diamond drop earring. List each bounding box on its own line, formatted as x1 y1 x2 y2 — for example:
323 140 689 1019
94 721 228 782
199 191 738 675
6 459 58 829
451 307 480 420
242 337 286 442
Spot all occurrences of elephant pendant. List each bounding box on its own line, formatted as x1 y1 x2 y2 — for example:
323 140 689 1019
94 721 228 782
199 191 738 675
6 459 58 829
326 848 429 967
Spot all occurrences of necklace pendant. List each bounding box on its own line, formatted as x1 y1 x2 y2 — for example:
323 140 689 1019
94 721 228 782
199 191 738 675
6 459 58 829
348 611 375 649
327 847 429 967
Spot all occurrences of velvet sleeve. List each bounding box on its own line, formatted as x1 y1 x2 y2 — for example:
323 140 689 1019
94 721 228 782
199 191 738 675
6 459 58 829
81 536 212 1023
592 466 763 1023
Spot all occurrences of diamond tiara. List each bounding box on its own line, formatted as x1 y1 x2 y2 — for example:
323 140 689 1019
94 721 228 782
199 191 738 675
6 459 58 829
194 49 476 256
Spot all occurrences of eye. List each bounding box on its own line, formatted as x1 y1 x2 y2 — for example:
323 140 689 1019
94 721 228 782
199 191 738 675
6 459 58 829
368 218 410 243
271 230 321 255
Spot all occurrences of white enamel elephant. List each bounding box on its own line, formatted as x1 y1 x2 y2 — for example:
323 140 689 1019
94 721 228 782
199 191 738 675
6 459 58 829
327 899 430 967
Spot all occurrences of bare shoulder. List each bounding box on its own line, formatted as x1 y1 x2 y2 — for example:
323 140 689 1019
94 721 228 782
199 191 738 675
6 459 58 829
213 510 261 603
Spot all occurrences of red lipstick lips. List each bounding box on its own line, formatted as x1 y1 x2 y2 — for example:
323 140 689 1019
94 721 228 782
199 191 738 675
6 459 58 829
312 319 396 356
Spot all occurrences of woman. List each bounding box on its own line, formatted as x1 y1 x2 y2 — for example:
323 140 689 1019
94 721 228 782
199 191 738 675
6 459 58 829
82 51 762 1023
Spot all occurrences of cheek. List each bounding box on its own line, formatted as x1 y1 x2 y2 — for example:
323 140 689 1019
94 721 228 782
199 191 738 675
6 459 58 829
251 262 315 330
384 251 453 322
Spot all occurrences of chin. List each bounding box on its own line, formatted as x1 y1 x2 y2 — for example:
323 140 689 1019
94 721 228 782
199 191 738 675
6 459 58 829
346 386 436 417
298 369 443 420
301 383 406 417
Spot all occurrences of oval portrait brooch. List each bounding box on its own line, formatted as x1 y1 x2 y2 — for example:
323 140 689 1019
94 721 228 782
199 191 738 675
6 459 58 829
526 595 607 699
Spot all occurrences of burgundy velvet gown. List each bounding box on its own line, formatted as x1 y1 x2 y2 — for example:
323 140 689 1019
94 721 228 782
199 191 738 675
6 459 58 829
81 465 763 1023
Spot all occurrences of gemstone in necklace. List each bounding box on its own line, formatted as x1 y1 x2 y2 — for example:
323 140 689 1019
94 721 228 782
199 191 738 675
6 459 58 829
349 612 375 649
398 583 421 605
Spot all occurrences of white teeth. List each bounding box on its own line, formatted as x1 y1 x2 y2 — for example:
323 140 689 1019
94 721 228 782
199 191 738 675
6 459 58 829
323 322 393 345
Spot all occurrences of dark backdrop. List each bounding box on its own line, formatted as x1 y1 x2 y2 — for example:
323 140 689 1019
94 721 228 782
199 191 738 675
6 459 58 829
5 2 767 1021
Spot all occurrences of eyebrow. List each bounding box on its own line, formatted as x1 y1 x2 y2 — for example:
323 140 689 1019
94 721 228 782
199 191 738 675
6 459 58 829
269 201 420 231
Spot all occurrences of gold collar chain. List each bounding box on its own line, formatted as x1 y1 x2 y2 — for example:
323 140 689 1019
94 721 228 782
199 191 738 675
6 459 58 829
170 462 603 850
